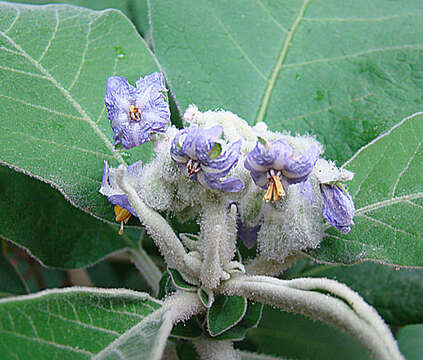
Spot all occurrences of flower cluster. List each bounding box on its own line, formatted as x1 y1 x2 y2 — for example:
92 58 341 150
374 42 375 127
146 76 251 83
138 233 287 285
99 72 355 253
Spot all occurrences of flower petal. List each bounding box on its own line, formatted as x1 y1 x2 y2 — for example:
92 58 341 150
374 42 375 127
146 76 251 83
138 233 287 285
282 144 321 183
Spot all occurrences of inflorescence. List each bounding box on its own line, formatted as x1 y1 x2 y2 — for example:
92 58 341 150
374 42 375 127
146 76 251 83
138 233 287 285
99 72 355 261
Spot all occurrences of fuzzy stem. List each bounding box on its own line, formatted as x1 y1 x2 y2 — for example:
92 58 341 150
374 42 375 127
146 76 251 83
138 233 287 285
192 338 241 360
116 167 195 278
199 200 234 289
222 275 404 360
163 291 204 324
128 247 162 296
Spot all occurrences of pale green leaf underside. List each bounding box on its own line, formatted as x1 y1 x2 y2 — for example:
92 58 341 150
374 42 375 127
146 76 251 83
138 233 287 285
0 287 162 359
310 112 423 266
150 0 423 162
94 308 173 360
0 2 157 221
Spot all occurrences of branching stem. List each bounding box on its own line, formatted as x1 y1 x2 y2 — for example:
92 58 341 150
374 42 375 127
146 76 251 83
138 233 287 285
116 167 196 278
222 275 404 360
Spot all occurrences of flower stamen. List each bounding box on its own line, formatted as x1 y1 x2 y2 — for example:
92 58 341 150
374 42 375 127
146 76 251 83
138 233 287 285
129 105 141 122
263 170 285 202
187 159 201 178
114 205 132 235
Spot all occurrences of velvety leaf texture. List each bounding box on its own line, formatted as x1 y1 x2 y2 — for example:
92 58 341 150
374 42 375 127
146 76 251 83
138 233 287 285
0 165 139 268
0 2 157 222
0 288 162 359
310 112 423 266
150 0 423 163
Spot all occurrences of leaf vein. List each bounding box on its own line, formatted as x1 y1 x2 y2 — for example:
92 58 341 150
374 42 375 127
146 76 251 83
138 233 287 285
391 140 421 198
3 8 20 34
0 328 93 356
255 0 289 33
210 10 267 81
284 44 423 69
356 193 423 214
38 9 59 63
0 29 125 165
255 0 311 124
68 17 93 91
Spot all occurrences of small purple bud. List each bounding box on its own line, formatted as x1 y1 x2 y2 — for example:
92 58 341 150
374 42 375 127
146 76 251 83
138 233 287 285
320 184 355 233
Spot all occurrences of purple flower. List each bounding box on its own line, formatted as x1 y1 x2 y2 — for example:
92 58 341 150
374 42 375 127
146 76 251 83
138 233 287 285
170 125 243 192
320 184 355 233
104 72 170 149
244 138 320 202
99 161 143 233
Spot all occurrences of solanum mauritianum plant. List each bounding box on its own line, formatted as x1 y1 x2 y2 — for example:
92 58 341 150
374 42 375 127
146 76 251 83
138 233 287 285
0 1 422 359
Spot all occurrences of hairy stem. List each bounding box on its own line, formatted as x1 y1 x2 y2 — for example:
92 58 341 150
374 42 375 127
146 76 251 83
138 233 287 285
199 200 235 289
192 338 241 360
222 275 404 360
116 167 195 278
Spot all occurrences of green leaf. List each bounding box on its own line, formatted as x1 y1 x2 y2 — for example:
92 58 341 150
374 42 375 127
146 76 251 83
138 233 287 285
296 262 423 326
0 165 138 268
0 287 162 359
9 0 152 39
239 301 263 329
397 324 423 360
157 271 175 300
168 268 197 292
211 300 264 341
309 112 423 266
171 316 203 340
0 2 158 222
197 287 214 308
207 294 247 337
150 0 423 163
0 250 28 297
247 306 372 360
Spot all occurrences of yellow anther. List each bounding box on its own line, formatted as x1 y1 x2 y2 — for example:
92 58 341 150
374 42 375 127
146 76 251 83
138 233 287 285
263 174 285 202
114 205 132 235
129 105 141 121
271 174 285 197
263 180 274 202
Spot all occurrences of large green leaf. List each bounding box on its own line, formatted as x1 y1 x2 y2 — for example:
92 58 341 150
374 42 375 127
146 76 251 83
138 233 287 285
0 2 157 222
150 0 423 162
245 305 372 360
397 324 423 360
7 0 151 37
294 262 423 326
0 251 28 297
0 287 162 359
309 112 423 266
0 165 139 268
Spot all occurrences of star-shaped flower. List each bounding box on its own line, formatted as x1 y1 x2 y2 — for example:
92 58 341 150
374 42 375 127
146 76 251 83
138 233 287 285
104 72 170 149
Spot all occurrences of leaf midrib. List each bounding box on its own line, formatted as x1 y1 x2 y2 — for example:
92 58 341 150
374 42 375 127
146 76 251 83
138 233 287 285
254 0 311 124
0 13 126 166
